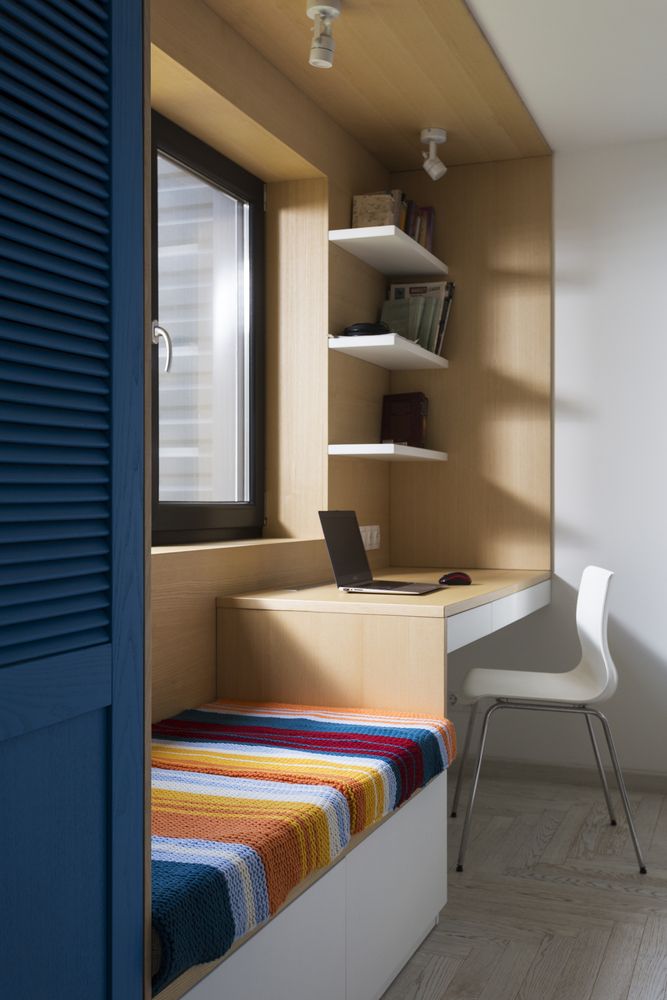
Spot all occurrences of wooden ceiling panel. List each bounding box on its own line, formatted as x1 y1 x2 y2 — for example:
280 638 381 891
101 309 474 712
203 0 550 169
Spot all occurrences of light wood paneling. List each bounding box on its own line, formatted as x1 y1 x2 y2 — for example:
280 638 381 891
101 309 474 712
151 539 330 722
329 352 388 446
328 247 391 565
151 0 388 194
203 0 550 170
265 179 329 539
389 156 552 570
151 46 320 183
219 607 447 715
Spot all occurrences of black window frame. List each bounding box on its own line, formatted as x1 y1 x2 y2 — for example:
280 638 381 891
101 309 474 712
151 113 265 545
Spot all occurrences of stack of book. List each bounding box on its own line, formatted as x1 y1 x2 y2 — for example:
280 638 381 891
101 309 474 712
352 190 436 253
380 281 455 357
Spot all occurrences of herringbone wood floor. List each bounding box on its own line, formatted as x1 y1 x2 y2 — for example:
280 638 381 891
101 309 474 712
383 771 667 1000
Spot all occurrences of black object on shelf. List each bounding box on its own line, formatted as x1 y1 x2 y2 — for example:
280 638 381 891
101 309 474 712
341 321 391 337
381 392 428 449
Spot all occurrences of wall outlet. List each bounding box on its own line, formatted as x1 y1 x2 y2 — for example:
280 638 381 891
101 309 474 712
359 524 381 550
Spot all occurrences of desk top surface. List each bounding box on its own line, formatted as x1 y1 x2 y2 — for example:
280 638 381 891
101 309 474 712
218 568 551 619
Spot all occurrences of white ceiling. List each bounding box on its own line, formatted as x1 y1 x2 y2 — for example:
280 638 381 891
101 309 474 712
465 0 667 151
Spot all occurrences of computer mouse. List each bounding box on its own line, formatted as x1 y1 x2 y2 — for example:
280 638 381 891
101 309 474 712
439 571 472 586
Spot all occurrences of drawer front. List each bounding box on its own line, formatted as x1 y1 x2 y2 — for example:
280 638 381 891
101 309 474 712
185 864 347 1000
447 603 493 652
346 772 447 1000
447 581 551 652
492 580 551 632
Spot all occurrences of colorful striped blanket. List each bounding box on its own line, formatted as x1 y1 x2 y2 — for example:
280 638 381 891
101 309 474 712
151 701 456 994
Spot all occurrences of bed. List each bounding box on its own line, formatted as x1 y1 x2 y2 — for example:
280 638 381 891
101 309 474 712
151 700 455 996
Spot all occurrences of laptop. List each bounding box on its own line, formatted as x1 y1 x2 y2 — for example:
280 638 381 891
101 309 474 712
318 510 442 595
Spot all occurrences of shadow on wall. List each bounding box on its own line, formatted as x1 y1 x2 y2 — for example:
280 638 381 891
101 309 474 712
448 575 667 776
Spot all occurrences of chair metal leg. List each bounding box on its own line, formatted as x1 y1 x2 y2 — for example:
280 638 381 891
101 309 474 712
590 708 648 874
585 713 617 826
450 700 479 818
455 701 503 872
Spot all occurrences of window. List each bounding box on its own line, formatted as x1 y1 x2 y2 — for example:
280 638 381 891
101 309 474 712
151 114 265 544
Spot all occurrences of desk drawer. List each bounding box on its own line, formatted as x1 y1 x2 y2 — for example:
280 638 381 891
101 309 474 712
446 603 493 653
447 580 551 653
492 580 551 631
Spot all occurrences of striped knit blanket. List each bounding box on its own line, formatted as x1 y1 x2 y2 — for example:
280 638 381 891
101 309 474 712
151 700 456 994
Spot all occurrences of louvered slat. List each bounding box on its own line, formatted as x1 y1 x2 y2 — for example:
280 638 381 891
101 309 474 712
0 0 112 668
0 555 109 588
2 1 108 76
0 572 108 608
0 3 108 98
1 175 108 236
0 627 109 669
0 33 106 117
0 423 108 448
0 401 108 431
0 154 108 219
0 592 109 629
0 279 109 326
0 218 108 272
0 538 109 568
0 237 108 289
1 73 108 147
1 263 108 310
1 134 108 200
0 114 109 184
18 0 108 60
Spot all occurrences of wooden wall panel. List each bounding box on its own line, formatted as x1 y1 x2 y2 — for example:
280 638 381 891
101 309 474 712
265 179 329 539
219 608 447 715
151 540 330 722
389 156 552 570
151 0 387 193
204 0 550 170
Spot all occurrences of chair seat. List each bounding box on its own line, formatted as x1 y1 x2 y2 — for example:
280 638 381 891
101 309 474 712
461 666 605 705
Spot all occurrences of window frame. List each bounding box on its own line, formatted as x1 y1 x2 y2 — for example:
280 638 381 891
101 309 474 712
151 113 265 545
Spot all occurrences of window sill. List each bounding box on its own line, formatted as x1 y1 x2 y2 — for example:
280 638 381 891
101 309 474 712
150 536 322 556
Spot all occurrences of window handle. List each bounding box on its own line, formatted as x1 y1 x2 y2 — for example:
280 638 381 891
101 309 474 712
151 321 173 373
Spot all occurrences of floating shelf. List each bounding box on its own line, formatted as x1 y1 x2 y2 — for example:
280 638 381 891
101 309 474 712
329 226 448 277
329 333 448 370
328 443 448 462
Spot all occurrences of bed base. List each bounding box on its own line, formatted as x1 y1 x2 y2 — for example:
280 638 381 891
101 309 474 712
157 771 447 1000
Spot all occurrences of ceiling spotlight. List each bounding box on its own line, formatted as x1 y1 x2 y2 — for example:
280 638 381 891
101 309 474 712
420 127 448 181
307 1 342 69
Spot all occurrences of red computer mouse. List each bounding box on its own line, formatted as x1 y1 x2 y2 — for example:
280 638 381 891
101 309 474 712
439 571 472 586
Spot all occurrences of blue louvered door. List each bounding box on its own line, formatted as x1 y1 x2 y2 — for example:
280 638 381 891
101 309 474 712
0 1 144 998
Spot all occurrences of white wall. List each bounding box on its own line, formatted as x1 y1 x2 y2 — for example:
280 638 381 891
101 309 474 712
449 138 667 775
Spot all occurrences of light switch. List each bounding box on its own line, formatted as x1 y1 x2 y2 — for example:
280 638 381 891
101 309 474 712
360 525 381 550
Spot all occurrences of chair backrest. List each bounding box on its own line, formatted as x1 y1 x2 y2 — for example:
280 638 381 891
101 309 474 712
573 565 617 702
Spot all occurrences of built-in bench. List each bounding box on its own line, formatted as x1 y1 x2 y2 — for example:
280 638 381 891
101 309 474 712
152 700 455 1000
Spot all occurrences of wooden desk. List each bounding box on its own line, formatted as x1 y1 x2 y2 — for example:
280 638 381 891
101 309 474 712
217 569 550 716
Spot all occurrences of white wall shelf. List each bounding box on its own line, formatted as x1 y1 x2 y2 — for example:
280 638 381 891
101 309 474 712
328 333 448 370
328 444 448 462
329 226 448 277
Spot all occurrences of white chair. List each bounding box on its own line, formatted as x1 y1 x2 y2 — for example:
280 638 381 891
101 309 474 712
451 566 647 874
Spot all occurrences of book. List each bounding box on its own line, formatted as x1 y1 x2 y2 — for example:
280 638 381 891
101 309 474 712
380 297 425 342
434 282 456 356
389 281 448 353
381 392 428 448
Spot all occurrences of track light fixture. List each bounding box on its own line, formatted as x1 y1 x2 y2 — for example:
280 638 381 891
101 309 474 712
307 1 342 69
420 127 448 181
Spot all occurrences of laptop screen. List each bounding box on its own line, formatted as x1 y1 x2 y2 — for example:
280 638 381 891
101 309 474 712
318 510 373 588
